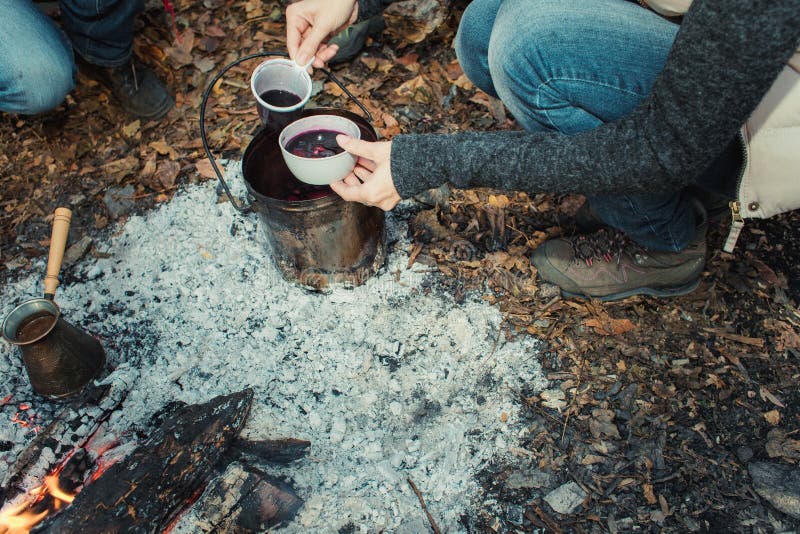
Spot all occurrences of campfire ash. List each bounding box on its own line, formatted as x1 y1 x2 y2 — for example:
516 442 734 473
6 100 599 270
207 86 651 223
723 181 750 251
1 174 547 531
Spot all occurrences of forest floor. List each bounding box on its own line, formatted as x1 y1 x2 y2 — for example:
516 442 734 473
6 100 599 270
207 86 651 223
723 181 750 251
1 1 798 532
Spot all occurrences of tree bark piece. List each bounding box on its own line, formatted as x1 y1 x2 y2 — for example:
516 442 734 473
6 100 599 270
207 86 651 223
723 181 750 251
34 389 254 533
172 461 303 533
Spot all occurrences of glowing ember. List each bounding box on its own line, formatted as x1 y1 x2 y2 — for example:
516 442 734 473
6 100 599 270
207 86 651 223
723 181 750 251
10 413 29 427
9 409 42 434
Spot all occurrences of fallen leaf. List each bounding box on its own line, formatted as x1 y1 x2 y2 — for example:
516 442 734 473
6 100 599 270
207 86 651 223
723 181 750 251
763 410 781 426
452 73 474 90
540 389 567 411
102 155 140 182
140 153 157 186
444 60 464 80
581 454 605 465
763 319 800 351
194 57 216 73
165 28 195 67
759 386 786 409
396 53 420 66
155 160 181 189
488 194 510 209
584 318 637 336
659 494 671 516
765 428 800 461
589 409 621 439
150 140 179 160
122 120 140 138
205 25 226 37
643 483 657 505
195 158 220 180
394 75 433 104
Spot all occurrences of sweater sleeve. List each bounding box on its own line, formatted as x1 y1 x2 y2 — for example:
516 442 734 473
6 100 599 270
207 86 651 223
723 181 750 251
357 0 394 21
390 0 800 199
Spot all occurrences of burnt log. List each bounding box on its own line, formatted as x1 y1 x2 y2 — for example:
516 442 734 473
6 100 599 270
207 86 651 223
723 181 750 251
34 389 254 533
172 461 303 533
0 368 135 503
225 437 311 465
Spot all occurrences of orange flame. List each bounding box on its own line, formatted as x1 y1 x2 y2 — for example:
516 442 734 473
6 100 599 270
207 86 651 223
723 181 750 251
0 501 48 533
44 475 75 504
0 475 76 533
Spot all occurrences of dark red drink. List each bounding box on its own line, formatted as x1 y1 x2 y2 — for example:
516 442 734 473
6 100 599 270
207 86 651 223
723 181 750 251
281 182 334 202
259 89 302 108
286 129 345 158
257 90 304 131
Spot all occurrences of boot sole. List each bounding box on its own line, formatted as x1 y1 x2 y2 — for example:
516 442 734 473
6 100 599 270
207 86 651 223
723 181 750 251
561 277 701 302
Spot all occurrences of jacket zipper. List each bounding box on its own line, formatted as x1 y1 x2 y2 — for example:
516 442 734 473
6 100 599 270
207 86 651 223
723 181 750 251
723 129 749 253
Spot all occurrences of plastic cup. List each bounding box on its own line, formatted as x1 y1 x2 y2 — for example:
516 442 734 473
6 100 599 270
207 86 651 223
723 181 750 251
251 58 312 131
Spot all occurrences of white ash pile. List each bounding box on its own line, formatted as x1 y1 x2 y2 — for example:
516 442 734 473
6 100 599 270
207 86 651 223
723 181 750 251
1 171 546 532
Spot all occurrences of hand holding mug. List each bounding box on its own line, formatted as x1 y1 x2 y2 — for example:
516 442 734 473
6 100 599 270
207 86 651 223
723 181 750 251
330 136 402 211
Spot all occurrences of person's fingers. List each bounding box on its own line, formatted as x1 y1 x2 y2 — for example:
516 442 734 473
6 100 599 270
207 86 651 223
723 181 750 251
285 6 308 60
342 174 360 186
314 44 339 67
330 180 365 203
356 156 376 172
336 135 379 160
353 165 372 182
297 24 331 67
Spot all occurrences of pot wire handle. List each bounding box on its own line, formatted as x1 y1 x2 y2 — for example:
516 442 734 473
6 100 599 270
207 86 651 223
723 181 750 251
318 67 373 122
200 51 288 214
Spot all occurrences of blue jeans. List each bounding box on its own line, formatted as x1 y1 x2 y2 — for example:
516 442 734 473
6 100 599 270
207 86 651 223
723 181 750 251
455 0 737 251
1 0 143 114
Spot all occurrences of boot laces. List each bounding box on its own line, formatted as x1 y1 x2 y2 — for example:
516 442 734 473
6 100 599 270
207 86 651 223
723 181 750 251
570 228 644 266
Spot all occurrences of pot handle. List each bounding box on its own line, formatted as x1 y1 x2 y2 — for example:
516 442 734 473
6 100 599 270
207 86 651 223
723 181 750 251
200 52 374 213
200 52 281 214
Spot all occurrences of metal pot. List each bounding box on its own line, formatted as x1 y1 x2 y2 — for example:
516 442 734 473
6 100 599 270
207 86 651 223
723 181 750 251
200 53 386 291
242 109 385 290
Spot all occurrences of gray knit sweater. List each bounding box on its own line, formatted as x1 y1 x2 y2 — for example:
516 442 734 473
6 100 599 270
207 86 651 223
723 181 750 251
360 0 800 199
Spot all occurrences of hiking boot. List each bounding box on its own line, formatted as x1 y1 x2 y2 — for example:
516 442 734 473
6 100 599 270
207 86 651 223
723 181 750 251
531 227 707 301
81 58 174 120
328 15 385 64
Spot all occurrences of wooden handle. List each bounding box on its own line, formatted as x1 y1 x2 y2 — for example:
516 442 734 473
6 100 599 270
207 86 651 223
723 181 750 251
43 207 72 299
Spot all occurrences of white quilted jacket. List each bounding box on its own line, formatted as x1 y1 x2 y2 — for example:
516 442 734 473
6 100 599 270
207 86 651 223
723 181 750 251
646 0 800 251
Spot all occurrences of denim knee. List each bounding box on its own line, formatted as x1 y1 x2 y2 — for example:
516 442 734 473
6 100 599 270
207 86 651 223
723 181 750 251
454 0 502 97
1 48 75 115
487 0 566 97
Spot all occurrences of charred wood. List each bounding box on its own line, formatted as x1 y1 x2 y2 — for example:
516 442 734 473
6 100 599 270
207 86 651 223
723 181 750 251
225 437 311 465
172 461 303 533
33 389 254 534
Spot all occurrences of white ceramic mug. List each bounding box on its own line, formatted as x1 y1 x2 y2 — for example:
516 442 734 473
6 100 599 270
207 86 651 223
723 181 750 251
279 115 361 185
